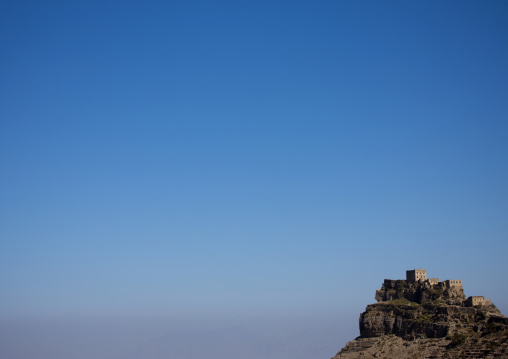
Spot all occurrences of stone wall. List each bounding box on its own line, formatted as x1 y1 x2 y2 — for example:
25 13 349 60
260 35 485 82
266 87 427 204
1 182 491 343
444 279 463 288
464 296 493 307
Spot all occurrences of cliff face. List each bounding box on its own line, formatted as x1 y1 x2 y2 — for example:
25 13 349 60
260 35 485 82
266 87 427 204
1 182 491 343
359 300 507 338
332 277 508 359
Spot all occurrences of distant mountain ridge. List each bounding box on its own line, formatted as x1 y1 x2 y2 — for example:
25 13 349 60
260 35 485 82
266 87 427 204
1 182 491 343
332 269 508 358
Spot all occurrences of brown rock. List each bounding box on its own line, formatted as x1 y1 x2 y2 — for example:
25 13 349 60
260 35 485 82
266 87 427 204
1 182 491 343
332 272 508 359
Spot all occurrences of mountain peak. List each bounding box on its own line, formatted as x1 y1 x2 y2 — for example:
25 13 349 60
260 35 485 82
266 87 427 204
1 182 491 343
332 269 508 358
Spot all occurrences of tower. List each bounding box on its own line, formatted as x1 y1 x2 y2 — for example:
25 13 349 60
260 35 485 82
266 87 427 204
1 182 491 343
406 269 427 283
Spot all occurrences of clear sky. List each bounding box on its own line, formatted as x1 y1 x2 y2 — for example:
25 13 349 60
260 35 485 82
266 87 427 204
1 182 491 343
1 1 508 358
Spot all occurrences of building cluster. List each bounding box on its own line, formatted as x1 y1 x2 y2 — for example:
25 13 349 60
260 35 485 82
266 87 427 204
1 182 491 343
406 269 463 289
406 269 491 308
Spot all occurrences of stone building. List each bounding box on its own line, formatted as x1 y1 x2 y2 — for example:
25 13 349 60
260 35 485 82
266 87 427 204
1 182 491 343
405 269 463 289
406 269 427 283
444 279 463 289
464 296 492 307
427 278 439 285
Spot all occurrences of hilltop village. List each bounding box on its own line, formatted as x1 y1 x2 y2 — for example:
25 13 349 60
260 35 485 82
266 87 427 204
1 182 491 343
376 268 493 308
333 268 507 359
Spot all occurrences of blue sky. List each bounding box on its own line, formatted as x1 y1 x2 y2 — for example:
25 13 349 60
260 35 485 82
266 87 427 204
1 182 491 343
1 1 508 358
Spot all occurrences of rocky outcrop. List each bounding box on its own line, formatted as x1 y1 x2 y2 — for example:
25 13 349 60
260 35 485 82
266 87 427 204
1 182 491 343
359 301 505 340
375 279 467 306
332 274 508 359
360 302 450 339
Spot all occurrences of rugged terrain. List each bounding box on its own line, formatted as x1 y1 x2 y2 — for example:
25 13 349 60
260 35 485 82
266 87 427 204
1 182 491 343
333 277 508 358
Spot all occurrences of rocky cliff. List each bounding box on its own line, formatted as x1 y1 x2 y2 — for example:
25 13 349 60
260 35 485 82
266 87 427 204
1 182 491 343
332 275 508 358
